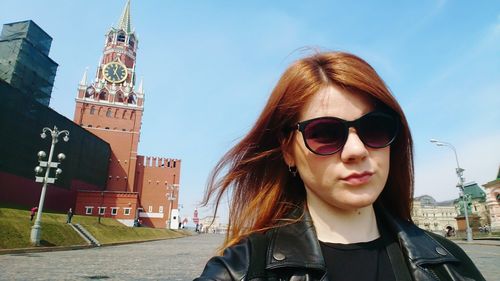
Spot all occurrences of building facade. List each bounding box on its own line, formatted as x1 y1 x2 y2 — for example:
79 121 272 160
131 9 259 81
74 1 181 229
0 22 110 212
483 167 500 232
454 182 489 231
199 216 227 234
0 20 57 106
412 195 458 235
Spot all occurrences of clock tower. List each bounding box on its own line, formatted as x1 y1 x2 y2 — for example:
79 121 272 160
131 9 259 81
73 0 144 192
74 0 181 229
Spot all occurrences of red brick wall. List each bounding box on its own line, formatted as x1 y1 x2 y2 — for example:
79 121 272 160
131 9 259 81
0 171 101 212
73 101 142 192
135 156 181 228
75 190 139 222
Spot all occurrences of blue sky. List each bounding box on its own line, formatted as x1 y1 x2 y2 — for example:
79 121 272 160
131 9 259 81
2 1 499 222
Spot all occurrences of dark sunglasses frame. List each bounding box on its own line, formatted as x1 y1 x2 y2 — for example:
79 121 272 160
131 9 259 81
294 111 399 155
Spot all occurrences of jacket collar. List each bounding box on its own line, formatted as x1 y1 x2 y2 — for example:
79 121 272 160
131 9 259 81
376 206 460 266
265 207 326 275
265 205 459 271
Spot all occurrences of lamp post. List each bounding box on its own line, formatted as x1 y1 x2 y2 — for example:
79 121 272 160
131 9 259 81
430 139 472 241
98 191 104 224
31 126 69 246
165 182 178 229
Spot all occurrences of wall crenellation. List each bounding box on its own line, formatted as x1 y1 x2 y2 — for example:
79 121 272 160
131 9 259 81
140 156 181 168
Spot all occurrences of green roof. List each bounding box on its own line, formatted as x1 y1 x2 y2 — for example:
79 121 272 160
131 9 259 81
463 182 486 199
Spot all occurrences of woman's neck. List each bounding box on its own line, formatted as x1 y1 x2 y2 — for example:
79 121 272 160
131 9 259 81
307 194 380 244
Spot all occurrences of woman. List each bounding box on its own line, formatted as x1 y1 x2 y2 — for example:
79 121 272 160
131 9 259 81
195 52 484 281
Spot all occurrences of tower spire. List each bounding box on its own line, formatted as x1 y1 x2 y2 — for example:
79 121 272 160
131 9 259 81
117 0 132 33
79 67 88 86
137 77 144 94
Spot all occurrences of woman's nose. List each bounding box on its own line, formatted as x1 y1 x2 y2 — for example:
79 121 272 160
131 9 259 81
340 128 368 162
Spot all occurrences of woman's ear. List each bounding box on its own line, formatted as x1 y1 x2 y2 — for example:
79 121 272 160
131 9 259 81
281 139 295 167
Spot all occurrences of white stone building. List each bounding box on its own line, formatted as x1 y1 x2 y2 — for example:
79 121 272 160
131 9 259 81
412 195 457 235
199 216 227 234
483 167 500 232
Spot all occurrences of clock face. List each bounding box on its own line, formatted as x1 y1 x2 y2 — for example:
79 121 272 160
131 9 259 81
103 62 128 83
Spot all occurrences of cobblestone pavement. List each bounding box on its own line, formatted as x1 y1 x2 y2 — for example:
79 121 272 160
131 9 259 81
0 234 223 281
457 243 500 281
1 235 498 280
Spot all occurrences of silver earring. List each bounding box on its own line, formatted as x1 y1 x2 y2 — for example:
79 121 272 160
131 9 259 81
288 165 298 177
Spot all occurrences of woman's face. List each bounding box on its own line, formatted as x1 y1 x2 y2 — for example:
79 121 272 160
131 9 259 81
284 86 390 212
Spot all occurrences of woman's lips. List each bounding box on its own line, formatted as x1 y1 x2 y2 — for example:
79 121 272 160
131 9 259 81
341 172 373 185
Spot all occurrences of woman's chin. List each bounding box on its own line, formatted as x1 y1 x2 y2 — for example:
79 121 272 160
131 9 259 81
329 196 378 211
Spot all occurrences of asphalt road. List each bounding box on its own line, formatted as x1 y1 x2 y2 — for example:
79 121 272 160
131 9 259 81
0 234 498 280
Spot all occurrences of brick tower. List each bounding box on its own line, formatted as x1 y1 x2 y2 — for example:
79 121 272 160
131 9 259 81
74 0 181 229
73 0 143 192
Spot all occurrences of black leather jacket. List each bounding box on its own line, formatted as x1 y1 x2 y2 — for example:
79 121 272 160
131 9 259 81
195 207 485 281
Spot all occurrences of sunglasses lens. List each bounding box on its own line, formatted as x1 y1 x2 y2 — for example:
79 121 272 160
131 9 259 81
359 113 398 148
303 118 345 155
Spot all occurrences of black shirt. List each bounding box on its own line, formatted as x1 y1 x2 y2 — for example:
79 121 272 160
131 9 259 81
319 237 396 281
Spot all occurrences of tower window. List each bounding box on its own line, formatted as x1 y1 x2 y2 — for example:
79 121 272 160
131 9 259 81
117 32 126 42
85 87 94 97
129 39 135 49
99 91 107 100
128 95 135 104
90 107 96 115
106 108 112 117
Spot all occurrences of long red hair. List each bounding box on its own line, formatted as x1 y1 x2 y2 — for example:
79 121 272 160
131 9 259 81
201 51 414 251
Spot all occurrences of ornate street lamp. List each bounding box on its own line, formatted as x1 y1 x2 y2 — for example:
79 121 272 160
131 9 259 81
165 182 179 229
430 139 472 241
31 126 69 246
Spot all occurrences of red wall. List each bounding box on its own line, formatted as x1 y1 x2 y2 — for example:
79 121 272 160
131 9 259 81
0 171 101 212
73 100 143 192
75 190 139 221
134 156 181 228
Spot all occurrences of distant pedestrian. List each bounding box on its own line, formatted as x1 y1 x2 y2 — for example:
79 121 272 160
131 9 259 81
66 208 73 223
30 207 38 221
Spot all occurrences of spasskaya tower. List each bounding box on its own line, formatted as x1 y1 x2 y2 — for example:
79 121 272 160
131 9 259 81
73 0 144 192
73 1 181 229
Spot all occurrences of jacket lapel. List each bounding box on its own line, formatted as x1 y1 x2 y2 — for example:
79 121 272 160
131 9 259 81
265 210 326 274
377 206 460 266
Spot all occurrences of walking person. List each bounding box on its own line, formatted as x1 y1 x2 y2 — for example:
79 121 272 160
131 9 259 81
195 51 485 280
66 208 73 224
30 206 37 221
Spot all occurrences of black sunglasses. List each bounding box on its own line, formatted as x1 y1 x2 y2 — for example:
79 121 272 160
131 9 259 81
294 111 399 155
